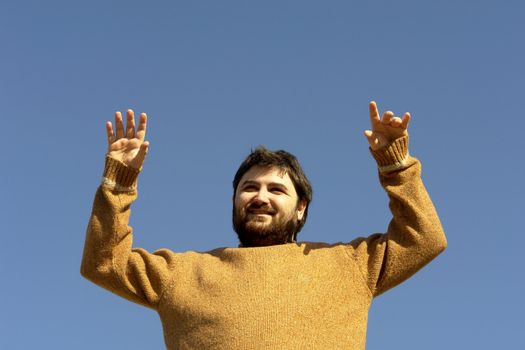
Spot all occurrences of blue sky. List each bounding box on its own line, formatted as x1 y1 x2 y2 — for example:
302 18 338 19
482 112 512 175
1 0 524 348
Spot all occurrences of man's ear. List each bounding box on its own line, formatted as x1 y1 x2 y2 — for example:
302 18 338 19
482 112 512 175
296 199 307 220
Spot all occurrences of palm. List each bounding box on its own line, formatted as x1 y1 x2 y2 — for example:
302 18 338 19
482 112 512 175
370 119 407 144
365 101 410 150
108 138 143 166
106 109 149 170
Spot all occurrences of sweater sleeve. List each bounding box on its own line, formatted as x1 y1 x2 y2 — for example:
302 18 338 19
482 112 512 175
349 136 447 297
80 156 176 310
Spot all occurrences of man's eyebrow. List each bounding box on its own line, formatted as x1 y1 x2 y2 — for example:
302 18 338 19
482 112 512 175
268 182 288 189
240 180 289 189
240 180 258 186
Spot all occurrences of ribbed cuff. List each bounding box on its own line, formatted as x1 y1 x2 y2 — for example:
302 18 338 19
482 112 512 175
101 156 141 191
370 136 410 173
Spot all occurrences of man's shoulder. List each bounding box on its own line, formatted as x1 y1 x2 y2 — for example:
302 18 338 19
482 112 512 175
298 236 386 254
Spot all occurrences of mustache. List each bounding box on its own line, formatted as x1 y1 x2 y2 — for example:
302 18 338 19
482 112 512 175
246 203 277 215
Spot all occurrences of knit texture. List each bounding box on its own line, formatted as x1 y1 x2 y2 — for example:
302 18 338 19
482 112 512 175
81 136 447 349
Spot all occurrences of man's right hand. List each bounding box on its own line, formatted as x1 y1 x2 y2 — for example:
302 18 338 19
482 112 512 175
106 109 149 170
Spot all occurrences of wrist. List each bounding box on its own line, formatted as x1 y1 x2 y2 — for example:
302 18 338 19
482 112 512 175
370 136 410 173
101 156 141 191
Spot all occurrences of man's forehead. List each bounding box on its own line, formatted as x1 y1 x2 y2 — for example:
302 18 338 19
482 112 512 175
240 166 290 183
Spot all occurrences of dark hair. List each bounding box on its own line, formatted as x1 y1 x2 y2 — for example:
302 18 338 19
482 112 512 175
233 146 313 237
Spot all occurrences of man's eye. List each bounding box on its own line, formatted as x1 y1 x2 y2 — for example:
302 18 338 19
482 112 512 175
243 186 257 191
271 188 285 194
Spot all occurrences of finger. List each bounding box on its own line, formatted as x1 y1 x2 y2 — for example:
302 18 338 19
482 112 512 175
401 112 411 129
390 117 403 127
126 109 136 139
369 101 380 126
106 121 115 146
381 111 394 125
115 111 125 139
364 130 379 148
136 112 147 141
131 141 149 170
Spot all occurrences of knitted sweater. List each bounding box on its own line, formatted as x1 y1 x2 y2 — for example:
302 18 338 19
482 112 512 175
81 137 446 349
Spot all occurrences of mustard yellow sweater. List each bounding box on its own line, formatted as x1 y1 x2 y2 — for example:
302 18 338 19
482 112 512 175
81 137 446 349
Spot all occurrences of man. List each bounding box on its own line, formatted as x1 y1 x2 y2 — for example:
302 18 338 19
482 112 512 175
81 101 446 349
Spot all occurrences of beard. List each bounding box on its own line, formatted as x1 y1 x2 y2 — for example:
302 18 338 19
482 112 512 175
232 203 300 247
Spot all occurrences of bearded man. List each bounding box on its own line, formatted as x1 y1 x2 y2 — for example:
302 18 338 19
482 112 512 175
81 101 446 349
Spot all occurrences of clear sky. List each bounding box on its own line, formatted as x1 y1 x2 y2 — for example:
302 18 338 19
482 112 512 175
2 0 524 349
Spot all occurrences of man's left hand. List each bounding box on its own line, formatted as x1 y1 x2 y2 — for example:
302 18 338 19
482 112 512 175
364 101 410 151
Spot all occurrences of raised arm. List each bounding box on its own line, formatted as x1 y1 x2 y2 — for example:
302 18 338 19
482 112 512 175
81 110 176 309
350 101 447 297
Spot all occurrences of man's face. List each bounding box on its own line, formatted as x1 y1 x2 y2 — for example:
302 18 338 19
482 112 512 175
233 166 306 247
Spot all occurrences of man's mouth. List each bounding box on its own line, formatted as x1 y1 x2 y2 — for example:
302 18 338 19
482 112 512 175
248 211 274 216
247 207 276 216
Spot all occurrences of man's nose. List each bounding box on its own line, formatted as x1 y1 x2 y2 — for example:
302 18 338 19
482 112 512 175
253 188 270 204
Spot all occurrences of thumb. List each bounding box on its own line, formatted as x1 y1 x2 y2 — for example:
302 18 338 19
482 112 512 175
131 141 150 170
364 130 379 149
